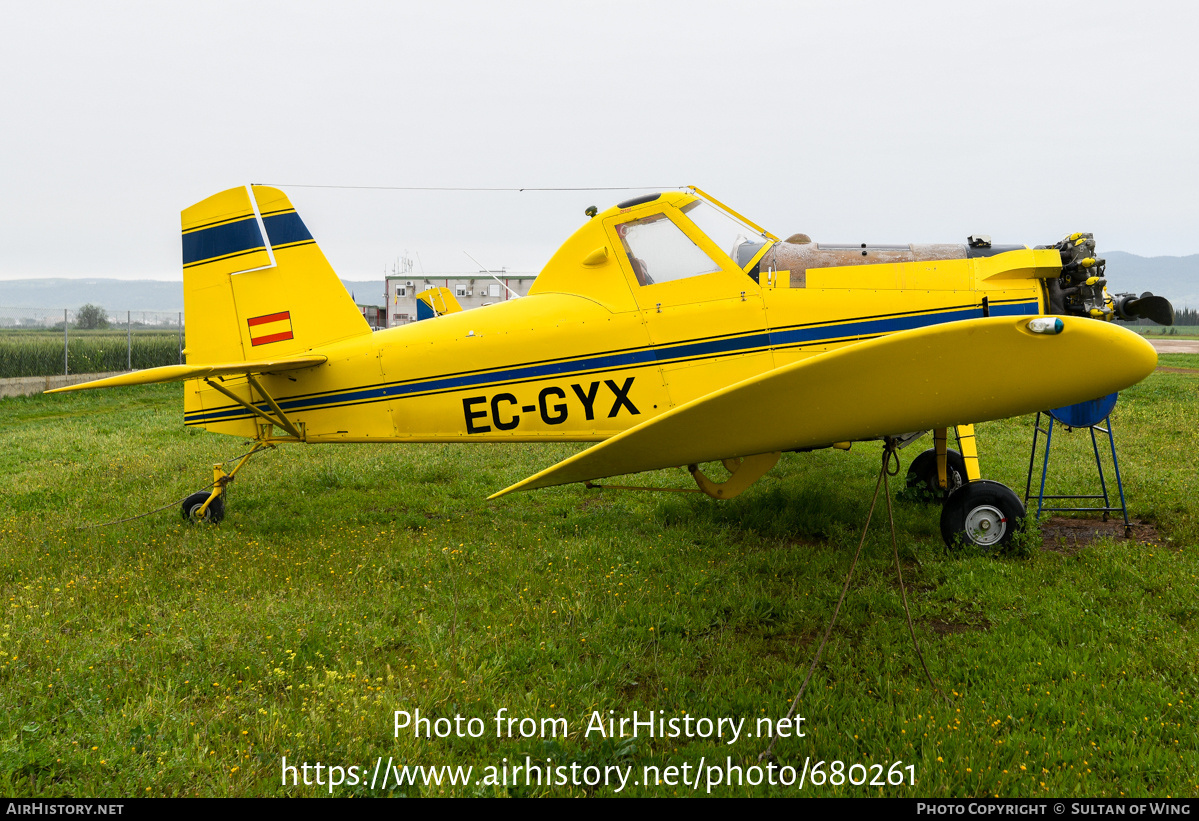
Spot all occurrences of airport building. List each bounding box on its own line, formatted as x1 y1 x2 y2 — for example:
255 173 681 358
383 271 537 327
356 304 386 330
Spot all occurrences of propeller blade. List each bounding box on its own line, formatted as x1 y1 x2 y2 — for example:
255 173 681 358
1126 294 1175 326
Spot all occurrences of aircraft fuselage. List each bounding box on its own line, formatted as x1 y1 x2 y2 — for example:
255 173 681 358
183 190 1057 444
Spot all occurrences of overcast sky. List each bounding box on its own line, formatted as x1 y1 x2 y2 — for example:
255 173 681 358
1 0 1195 281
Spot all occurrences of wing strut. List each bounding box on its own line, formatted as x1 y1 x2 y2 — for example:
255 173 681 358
203 376 304 440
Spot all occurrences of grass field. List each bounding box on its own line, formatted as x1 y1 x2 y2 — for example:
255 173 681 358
0 330 181 378
1130 326 1199 339
1 359 1196 797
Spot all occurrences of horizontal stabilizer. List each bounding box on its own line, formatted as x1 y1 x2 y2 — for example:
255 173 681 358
489 316 1156 498
416 287 463 319
45 356 327 393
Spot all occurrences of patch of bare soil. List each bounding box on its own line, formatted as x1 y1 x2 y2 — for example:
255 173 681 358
1038 516 1162 552
574 494 609 511
1156 366 1199 374
1148 339 1199 354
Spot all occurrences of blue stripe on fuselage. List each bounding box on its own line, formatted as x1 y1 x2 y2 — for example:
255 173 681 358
769 300 1034 348
184 300 1040 424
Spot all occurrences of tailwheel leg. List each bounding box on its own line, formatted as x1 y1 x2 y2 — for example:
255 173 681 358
182 488 225 524
182 441 275 524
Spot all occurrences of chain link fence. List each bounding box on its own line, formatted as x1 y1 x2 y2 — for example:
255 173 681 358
0 306 184 378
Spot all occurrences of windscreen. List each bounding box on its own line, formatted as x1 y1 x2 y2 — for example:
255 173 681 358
680 199 768 269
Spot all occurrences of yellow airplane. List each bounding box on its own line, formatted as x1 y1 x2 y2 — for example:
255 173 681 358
51 184 1171 549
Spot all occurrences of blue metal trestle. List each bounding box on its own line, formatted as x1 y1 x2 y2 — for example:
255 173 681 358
1023 392 1131 536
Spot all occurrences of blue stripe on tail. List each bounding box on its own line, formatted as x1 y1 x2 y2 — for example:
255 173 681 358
182 217 264 266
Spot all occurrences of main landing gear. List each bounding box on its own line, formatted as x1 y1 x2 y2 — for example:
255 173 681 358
938 480 1025 552
905 448 966 500
905 426 1026 551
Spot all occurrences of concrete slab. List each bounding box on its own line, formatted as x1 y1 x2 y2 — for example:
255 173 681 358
0 371 131 399
1148 339 1199 354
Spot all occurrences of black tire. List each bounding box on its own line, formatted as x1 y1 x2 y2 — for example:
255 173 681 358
939 480 1025 552
905 448 967 502
182 491 225 524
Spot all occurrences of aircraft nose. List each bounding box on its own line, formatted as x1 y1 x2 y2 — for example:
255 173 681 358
1080 318 1158 389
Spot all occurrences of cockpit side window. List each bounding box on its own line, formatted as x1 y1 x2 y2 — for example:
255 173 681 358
615 213 722 287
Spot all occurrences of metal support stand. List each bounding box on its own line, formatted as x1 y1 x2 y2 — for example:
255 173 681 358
1024 406 1130 537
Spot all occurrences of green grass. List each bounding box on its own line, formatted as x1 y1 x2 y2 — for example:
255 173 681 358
0 367 1196 797
1130 326 1199 339
0 330 181 378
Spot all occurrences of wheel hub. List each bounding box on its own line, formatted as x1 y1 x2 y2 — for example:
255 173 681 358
964 504 1006 546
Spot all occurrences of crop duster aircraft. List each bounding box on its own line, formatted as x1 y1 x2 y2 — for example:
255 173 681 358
50 185 1172 549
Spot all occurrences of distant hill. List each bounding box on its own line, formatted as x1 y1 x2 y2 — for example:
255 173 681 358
0 255 1190 314
1101 252 1198 309
0 278 386 312
0 279 184 312
341 281 387 306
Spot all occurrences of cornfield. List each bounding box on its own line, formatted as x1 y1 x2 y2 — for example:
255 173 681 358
0 331 181 378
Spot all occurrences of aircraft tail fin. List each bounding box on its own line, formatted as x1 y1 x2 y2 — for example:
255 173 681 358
415 287 463 320
181 185 369 364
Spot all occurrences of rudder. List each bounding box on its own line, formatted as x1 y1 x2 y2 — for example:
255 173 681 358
181 185 369 364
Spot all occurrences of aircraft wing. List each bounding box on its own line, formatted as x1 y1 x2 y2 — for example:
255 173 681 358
45 356 327 393
489 316 1156 498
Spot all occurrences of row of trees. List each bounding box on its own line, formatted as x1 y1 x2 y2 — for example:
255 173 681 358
72 305 186 329
1172 307 1199 325
1121 306 1198 326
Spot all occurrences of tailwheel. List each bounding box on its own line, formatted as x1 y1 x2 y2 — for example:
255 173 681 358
905 448 966 502
179 441 274 525
182 491 225 524
939 480 1025 552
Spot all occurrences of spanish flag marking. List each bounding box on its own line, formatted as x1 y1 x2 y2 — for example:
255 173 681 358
247 311 294 347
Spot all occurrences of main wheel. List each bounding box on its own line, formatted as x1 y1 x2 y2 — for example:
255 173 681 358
905 448 967 502
182 491 225 524
939 480 1025 552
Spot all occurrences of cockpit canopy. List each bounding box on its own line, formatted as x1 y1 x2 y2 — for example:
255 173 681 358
528 188 776 310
